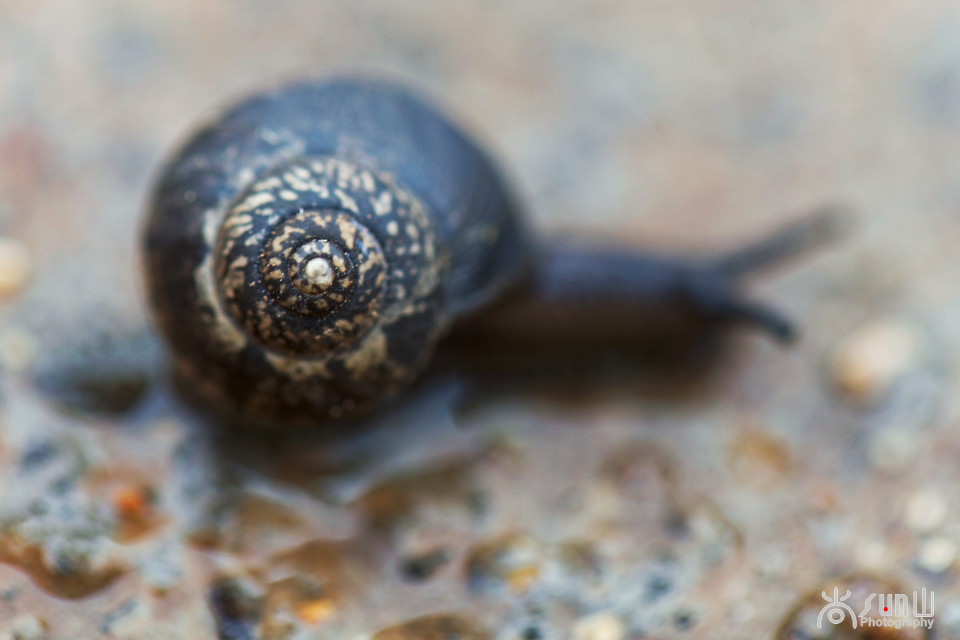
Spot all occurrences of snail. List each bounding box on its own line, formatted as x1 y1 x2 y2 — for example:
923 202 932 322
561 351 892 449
144 77 836 431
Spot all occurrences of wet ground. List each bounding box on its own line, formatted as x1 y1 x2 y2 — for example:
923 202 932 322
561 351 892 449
2 0 960 638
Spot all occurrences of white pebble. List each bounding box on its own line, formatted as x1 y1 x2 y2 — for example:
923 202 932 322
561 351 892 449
572 612 625 640
905 490 948 533
917 537 956 573
855 540 891 571
0 238 31 301
4 615 46 640
829 320 918 405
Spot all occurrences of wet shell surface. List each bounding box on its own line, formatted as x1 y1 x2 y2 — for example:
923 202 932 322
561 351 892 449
143 79 529 429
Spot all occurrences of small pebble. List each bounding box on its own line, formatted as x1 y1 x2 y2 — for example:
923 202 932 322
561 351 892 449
571 613 625 640
400 548 450 582
905 490 947 533
113 484 158 542
209 576 264 640
645 574 672 601
855 540 892 571
373 614 488 640
114 485 152 519
728 427 792 486
0 588 19 602
297 598 335 625
673 610 696 631
522 626 542 640
829 320 918 405
917 536 956 573
0 238 31 301
5 615 46 640
466 534 541 594
557 541 602 579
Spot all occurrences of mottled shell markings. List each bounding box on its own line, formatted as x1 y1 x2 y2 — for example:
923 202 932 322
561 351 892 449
212 156 442 364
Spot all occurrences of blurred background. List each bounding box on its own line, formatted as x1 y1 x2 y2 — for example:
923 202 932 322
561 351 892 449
1 0 959 638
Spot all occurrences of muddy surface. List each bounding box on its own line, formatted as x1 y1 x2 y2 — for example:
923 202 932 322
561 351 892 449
2 0 960 638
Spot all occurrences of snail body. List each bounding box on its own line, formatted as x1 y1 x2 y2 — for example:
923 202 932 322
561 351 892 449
145 77 834 431
144 78 528 428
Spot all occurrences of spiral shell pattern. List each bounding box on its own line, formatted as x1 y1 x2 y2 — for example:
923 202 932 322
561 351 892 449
213 157 442 363
218 207 388 355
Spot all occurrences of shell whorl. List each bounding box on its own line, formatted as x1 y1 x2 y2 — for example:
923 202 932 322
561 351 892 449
218 208 388 355
212 157 443 365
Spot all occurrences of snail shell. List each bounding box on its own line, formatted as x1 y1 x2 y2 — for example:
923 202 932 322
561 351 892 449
144 78 529 429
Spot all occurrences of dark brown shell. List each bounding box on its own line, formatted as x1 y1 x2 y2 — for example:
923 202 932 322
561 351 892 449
143 78 530 429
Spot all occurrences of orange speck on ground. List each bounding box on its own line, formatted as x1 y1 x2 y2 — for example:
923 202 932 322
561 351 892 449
114 486 150 519
506 566 540 593
297 599 336 624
